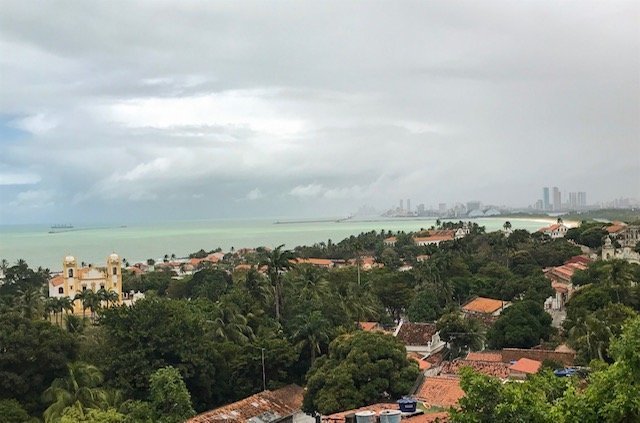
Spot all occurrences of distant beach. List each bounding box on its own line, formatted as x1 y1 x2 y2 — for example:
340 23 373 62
0 216 557 271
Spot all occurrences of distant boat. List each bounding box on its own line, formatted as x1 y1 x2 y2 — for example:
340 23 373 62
49 224 74 233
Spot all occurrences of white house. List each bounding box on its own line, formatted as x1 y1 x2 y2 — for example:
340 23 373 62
394 320 446 357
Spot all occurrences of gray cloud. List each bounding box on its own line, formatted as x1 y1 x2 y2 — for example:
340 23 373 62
0 0 638 223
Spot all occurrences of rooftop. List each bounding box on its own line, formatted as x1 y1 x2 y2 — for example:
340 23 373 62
465 351 503 362
414 376 464 408
441 359 510 379
187 385 303 423
462 297 506 314
395 322 438 346
509 358 542 374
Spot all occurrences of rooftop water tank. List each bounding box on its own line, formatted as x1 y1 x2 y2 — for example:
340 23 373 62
397 398 417 413
355 410 376 423
379 410 401 423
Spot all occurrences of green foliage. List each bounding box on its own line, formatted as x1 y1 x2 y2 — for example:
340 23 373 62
303 331 419 414
43 362 107 423
118 400 153 423
0 399 34 423
149 366 195 423
437 313 484 357
99 298 227 411
0 312 77 415
487 301 553 349
60 406 125 423
407 289 442 322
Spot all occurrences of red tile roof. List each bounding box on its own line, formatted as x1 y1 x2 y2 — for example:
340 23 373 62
414 234 454 243
509 358 542 374
295 258 334 266
404 412 450 423
441 359 510 379
415 376 464 407
359 322 381 332
465 351 503 362
50 275 64 287
605 223 627 234
188 385 303 423
408 352 433 371
462 297 506 314
395 322 438 346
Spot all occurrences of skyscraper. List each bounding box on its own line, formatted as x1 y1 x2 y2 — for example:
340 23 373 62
569 192 578 209
407 199 411 213
578 192 587 208
399 199 403 211
543 187 550 210
552 187 561 211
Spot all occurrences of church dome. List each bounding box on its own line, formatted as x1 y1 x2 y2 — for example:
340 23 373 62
108 253 119 261
64 255 76 263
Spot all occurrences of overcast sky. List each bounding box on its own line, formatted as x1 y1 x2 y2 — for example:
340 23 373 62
1 1 638 224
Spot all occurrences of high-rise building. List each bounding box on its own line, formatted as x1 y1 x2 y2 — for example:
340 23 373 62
439 203 447 214
543 187 550 210
467 201 481 212
407 199 411 213
399 199 403 211
552 187 561 211
569 192 578 209
535 199 544 210
578 192 587 208
417 204 425 215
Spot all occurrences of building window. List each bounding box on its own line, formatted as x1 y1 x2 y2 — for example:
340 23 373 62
112 266 117 275
58 287 64 294
68 269 74 278
100 285 105 290
82 286 87 291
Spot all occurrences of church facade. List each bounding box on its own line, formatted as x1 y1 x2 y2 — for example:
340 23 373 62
49 253 123 314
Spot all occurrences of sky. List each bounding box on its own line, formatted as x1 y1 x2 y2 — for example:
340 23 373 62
1 1 639 224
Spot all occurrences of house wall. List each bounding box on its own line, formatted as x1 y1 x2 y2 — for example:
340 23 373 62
501 348 575 366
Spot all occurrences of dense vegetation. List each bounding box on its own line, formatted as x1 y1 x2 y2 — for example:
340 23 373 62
0 221 638 421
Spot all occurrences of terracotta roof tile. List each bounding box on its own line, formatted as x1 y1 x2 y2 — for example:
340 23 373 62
441 359 510 379
296 258 334 266
462 297 506 314
359 322 381 332
509 358 542 374
188 385 303 423
50 275 64 287
395 322 438 346
415 376 464 407
404 412 450 423
408 353 433 370
465 351 503 362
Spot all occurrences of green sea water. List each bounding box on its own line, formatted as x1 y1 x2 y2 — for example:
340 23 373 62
0 217 555 271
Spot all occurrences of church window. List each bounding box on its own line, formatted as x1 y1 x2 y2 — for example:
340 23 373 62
68 269 74 278
100 284 105 290
82 286 87 291
112 266 117 275
58 287 64 294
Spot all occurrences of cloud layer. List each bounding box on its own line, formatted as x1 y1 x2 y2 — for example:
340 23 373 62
1 1 638 223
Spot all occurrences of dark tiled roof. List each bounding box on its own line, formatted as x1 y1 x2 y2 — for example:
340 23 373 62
188 385 303 423
396 322 438 346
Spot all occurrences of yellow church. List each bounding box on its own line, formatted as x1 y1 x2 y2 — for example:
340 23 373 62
49 253 123 314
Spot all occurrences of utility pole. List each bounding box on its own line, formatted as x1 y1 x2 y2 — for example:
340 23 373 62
261 347 266 391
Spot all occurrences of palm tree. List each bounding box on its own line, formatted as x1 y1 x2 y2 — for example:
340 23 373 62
43 362 106 423
207 303 254 344
59 296 74 319
74 290 93 319
291 311 331 365
604 259 634 303
244 267 271 306
15 286 43 319
259 244 296 322
44 297 58 323
296 266 329 304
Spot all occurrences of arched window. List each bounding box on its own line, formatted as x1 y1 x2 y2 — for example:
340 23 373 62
112 266 117 275
58 287 64 294
68 268 74 278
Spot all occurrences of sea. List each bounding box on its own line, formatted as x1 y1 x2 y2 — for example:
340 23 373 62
0 217 557 271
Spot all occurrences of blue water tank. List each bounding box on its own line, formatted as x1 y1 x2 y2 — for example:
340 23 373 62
397 398 417 413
